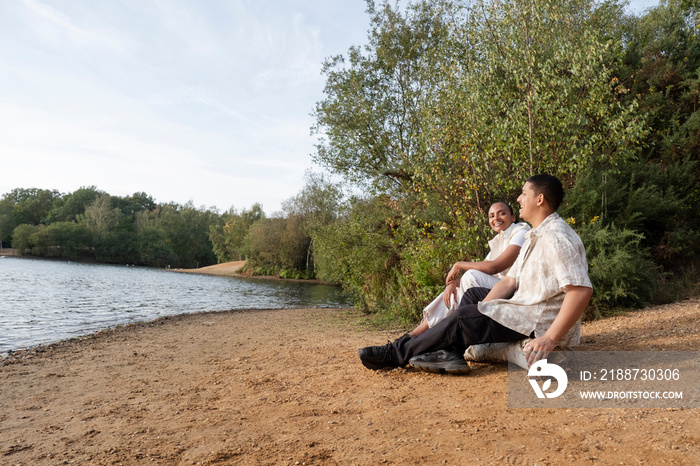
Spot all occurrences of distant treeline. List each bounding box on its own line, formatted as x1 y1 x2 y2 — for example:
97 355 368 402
0 188 218 269
3 0 700 325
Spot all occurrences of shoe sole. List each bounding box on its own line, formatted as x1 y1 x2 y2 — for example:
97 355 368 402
409 361 471 374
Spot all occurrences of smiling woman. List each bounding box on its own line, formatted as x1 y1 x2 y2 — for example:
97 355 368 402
408 202 531 337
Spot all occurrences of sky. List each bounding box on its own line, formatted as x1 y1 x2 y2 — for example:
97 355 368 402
0 0 660 214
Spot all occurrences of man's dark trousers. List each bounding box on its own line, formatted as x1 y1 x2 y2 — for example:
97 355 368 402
392 287 528 366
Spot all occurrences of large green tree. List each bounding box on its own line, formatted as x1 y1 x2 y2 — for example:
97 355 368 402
47 186 102 223
311 0 647 318
417 0 645 230
312 0 454 195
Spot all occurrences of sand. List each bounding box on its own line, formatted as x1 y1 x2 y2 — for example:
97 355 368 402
174 261 247 277
1 285 698 464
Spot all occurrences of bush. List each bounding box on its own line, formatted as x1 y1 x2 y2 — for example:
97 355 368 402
575 220 660 319
561 159 700 268
313 195 403 313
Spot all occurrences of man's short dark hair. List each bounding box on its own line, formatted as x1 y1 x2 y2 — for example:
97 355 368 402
526 174 564 210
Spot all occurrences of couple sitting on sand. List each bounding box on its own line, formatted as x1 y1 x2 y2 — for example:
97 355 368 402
358 174 593 373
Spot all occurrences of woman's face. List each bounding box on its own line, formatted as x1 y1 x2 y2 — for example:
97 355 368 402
488 202 515 233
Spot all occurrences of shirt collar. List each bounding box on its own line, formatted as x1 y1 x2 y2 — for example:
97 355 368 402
525 212 560 239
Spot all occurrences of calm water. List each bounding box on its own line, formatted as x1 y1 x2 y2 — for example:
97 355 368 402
0 256 350 353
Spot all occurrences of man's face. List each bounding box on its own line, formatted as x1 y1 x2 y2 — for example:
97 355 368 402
517 182 539 222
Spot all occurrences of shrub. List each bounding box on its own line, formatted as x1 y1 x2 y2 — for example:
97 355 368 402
575 220 660 319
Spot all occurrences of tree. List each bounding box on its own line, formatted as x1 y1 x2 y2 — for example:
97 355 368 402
416 0 645 230
282 171 344 275
311 0 647 318
143 202 217 268
44 222 92 259
312 0 454 195
0 197 15 248
11 224 40 255
114 192 157 217
47 186 102 223
619 0 700 166
137 227 177 267
247 217 286 272
5 188 61 226
209 203 265 262
82 194 123 235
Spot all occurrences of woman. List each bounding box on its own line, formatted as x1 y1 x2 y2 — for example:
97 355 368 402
408 202 529 336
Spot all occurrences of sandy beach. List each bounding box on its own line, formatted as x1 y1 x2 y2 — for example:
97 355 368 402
1 291 698 464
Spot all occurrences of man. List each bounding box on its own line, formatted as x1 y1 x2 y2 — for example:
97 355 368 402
358 174 593 372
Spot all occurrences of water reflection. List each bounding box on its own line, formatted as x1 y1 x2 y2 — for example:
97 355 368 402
0 256 350 353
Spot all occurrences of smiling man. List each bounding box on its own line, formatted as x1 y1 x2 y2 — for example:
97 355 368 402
358 174 593 373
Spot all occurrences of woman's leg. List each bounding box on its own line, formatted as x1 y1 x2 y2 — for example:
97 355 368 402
409 318 429 336
453 270 501 310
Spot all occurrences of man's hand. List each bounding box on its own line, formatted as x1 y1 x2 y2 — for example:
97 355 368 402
524 335 557 366
442 281 458 308
524 285 593 365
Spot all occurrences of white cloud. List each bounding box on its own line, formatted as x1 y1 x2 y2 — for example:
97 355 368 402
0 1 370 212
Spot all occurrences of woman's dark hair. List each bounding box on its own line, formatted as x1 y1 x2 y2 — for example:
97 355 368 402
526 174 564 210
490 201 514 216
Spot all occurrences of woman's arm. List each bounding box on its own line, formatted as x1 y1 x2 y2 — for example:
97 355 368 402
445 243 522 284
442 244 522 307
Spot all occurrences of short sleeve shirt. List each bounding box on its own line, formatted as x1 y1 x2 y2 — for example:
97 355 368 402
478 213 592 346
484 222 530 278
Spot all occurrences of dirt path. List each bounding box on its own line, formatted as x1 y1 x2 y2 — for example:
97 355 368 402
1 297 698 465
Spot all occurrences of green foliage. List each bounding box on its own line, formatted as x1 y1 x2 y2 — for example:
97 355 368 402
312 0 648 320
247 217 286 270
313 195 401 310
416 0 645 239
47 186 102 223
5 188 61 226
43 222 92 259
138 202 218 268
561 157 700 315
136 227 177 268
561 159 700 267
574 220 659 318
312 0 454 194
619 0 700 166
94 229 139 264
209 203 264 262
5 187 219 269
10 222 91 259
11 223 40 255
0 197 15 247
279 268 312 280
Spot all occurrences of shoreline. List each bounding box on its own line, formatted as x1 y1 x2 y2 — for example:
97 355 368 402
173 260 333 285
4 254 334 285
1 297 698 464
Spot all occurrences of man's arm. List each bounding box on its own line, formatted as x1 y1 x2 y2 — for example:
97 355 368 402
525 285 593 365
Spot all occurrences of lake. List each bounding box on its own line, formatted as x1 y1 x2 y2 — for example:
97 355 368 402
0 256 351 353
